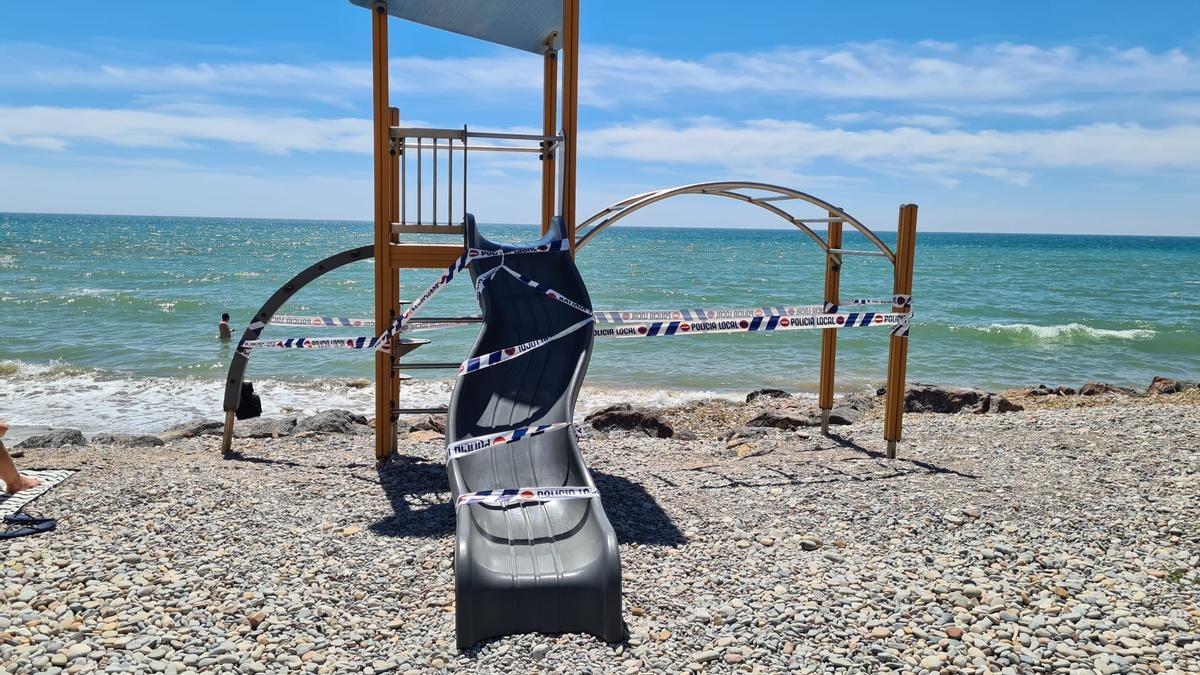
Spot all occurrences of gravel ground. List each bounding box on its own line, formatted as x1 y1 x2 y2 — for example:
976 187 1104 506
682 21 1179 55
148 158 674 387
2 395 1197 674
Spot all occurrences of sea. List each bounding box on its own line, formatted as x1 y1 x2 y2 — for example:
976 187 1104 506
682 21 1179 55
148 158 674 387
2 212 1198 435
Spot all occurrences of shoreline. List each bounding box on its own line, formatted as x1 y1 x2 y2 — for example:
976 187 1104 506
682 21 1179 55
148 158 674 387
5 375 1198 447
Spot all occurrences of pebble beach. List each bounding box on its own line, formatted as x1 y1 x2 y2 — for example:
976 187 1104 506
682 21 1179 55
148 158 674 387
2 388 1198 674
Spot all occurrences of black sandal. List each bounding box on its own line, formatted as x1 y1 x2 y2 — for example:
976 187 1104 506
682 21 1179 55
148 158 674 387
1 512 56 539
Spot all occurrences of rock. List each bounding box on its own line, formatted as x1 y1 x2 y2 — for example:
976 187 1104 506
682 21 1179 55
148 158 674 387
836 392 876 412
692 650 720 663
247 611 267 630
799 537 822 551
14 428 87 449
746 388 790 403
408 430 443 443
158 419 223 441
1079 381 1131 396
883 383 1024 414
919 654 945 670
409 415 446 434
585 404 674 438
294 409 368 434
945 626 963 640
1147 376 1184 395
869 627 891 639
827 406 863 425
724 653 744 664
232 417 296 439
89 433 165 447
734 444 772 459
674 430 699 441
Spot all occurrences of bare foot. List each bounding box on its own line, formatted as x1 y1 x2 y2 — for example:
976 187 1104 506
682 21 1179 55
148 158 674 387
4 475 41 494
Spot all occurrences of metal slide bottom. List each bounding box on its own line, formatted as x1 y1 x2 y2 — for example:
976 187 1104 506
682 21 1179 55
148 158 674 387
447 216 622 649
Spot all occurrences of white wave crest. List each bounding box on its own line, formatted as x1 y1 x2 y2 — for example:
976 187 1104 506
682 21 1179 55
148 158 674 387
955 323 1156 342
0 359 740 436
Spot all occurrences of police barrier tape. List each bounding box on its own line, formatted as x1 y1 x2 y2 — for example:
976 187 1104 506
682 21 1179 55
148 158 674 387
594 311 911 339
268 315 465 333
238 312 912 350
261 295 913 332
455 486 599 507
373 240 572 352
459 317 595 375
446 422 573 461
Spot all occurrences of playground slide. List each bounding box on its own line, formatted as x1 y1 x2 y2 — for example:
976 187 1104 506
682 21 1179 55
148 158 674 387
447 216 622 648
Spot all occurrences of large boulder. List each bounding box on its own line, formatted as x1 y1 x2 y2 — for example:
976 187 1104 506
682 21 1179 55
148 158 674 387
880 384 1024 414
91 433 165 447
1079 382 1137 397
14 428 87 449
585 403 674 438
233 417 297 439
159 419 224 441
294 409 368 434
746 388 790 404
1147 376 1186 395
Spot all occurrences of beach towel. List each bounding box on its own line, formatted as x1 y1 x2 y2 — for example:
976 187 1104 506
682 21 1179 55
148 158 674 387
0 469 74 519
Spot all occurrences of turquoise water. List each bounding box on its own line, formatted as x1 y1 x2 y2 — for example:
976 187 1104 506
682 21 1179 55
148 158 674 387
2 212 1198 432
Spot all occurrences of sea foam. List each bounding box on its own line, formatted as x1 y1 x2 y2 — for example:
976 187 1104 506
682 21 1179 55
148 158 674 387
954 323 1156 342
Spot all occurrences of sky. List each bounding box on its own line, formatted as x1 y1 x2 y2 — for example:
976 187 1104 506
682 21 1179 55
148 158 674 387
1 1 1199 235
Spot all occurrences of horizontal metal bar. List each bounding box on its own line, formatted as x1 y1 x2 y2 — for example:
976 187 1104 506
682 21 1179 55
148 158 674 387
400 143 545 154
391 223 466 235
408 316 480 324
394 362 462 370
390 127 562 143
393 407 449 415
828 248 891 258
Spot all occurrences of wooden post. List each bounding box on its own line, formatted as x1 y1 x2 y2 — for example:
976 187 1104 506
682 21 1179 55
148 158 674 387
560 0 580 252
818 211 842 435
389 106 402 457
883 204 918 459
371 1 396 461
541 42 558 235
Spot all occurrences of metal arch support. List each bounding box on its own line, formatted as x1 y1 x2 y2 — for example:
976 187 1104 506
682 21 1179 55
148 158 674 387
575 181 896 264
219 244 374 455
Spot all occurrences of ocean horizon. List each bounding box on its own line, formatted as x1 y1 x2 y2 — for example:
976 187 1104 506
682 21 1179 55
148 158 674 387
3 211 1198 435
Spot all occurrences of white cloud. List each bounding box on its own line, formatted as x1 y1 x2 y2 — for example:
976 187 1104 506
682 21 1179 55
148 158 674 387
584 118 1200 179
0 105 372 154
5 40 1200 118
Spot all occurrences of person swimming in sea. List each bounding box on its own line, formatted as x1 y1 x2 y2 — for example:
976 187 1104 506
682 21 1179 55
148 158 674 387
219 313 232 341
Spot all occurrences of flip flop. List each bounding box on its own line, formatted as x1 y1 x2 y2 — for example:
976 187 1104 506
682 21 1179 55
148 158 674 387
1 512 56 539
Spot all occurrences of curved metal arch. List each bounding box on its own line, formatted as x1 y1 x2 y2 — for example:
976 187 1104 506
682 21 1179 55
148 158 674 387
220 244 374 455
575 181 896 264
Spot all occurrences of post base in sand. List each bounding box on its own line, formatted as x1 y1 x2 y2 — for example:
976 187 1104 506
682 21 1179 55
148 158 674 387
820 410 830 436
221 410 235 457
886 440 897 459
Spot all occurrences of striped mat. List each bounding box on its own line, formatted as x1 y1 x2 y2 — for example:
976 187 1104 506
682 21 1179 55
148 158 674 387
0 469 75 518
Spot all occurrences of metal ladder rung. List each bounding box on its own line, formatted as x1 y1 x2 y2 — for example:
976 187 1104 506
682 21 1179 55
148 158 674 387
828 248 890 258
408 316 481 324
393 406 448 415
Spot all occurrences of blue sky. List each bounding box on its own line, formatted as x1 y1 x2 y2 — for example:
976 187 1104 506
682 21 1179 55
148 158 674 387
1 1 1199 235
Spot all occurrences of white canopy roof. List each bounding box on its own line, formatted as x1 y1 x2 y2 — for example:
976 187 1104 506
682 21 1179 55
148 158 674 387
349 0 562 54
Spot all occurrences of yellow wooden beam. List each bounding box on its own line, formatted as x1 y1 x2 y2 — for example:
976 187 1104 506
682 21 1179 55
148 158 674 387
390 243 466 269
817 212 843 433
560 0 580 253
541 43 559 235
371 1 395 461
883 204 918 459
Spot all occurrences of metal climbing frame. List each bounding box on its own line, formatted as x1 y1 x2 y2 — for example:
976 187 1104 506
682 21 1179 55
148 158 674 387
574 182 918 459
